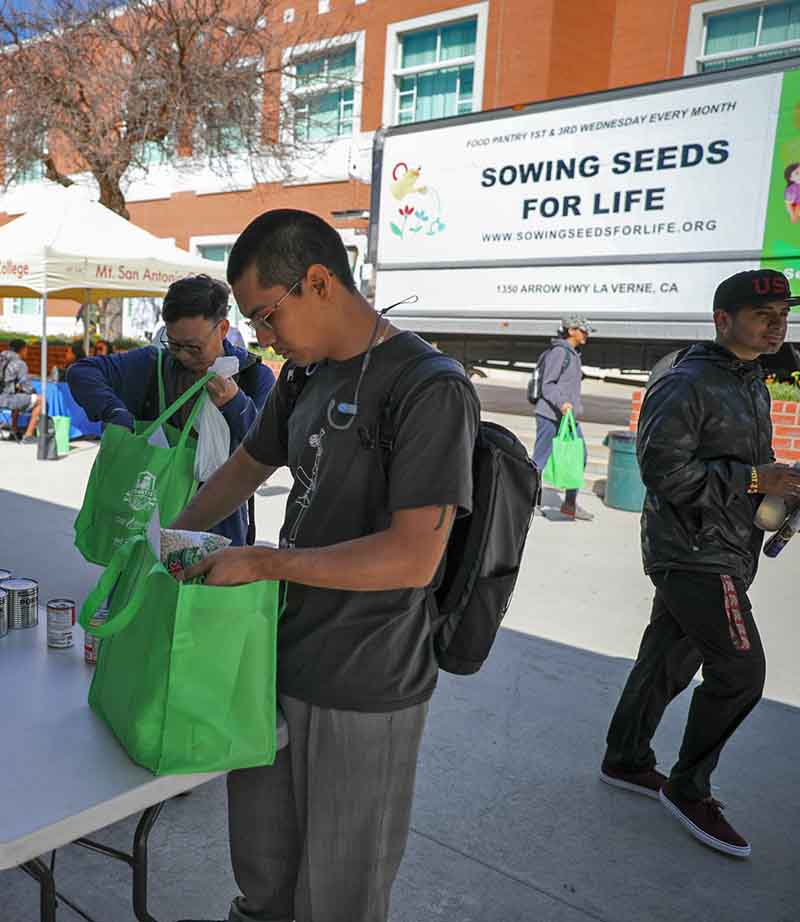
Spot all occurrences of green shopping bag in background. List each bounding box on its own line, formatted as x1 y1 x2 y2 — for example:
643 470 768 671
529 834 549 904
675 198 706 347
74 359 213 566
79 536 282 775
542 409 585 491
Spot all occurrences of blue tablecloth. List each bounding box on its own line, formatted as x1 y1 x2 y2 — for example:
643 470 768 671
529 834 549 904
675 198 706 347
0 382 102 440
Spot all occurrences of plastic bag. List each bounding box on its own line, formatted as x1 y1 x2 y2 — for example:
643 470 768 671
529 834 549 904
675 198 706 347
194 355 239 481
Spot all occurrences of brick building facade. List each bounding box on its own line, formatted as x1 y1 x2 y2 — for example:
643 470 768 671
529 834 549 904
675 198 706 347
2 0 798 337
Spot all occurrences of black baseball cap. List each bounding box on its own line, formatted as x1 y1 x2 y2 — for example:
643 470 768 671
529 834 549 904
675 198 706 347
713 269 800 313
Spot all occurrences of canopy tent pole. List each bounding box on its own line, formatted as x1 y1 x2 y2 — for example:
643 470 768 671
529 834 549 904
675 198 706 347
83 290 91 357
36 287 51 461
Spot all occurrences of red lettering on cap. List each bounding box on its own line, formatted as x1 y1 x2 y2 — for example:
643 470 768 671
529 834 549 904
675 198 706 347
753 276 789 296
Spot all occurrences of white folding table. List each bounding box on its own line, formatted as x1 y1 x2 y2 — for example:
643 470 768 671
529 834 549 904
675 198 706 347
0 611 223 921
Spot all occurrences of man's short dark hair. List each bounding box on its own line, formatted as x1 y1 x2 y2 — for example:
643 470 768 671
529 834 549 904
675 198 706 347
9 339 25 353
162 274 231 324
226 209 356 293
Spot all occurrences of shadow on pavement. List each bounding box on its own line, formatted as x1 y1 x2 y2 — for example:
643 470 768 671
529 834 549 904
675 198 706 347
0 491 797 922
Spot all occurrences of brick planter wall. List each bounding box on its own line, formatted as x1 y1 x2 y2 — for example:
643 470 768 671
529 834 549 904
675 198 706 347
24 344 71 377
629 391 800 465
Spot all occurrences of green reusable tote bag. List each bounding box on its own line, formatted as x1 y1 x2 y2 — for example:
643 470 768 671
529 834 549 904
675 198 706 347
79 535 282 775
542 409 585 490
74 358 214 566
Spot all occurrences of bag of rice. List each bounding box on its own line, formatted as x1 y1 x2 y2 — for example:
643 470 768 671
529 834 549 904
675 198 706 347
160 528 231 577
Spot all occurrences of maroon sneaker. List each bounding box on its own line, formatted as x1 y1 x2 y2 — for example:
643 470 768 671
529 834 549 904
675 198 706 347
560 502 595 521
660 783 751 858
600 763 667 799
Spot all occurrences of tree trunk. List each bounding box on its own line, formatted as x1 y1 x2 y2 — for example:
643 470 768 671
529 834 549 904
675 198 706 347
97 175 130 219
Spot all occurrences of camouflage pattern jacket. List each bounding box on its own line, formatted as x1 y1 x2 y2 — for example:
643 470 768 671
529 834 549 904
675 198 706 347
637 342 774 586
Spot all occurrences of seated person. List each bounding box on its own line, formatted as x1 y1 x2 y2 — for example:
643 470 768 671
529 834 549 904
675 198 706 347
67 275 275 546
0 339 43 444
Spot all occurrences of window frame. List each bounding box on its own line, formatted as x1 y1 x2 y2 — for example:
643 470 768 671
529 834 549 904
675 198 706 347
282 32 365 145
382 3 488 127
189 234 244 327
685 0 800 74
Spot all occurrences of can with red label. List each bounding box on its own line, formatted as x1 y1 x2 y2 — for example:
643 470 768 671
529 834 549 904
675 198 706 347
47 598 76 649
84 607 109 665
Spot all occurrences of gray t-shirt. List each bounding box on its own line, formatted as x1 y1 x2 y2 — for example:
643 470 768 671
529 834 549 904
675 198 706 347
244 332 478 712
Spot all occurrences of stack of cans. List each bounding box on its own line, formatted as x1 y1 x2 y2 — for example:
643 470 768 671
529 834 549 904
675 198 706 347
0 577 39 630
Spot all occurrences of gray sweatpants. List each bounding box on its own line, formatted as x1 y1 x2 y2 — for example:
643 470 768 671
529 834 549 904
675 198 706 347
227 694 429 922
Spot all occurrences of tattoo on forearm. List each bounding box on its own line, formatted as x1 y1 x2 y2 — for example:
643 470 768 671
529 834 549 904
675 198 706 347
434 505 451 531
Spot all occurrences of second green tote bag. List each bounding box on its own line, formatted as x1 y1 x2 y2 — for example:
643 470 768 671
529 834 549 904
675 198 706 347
74 359 214 566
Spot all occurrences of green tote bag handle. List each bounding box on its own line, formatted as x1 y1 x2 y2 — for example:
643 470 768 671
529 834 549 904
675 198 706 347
140 355 215 447
79 536 159 638
558 408 578 441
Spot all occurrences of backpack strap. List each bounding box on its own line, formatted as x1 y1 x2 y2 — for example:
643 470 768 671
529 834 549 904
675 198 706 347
285 361 311 416
235 351 263 398
378 352 478 464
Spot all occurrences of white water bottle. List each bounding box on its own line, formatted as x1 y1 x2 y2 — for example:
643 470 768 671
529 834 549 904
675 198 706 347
754 462 800 531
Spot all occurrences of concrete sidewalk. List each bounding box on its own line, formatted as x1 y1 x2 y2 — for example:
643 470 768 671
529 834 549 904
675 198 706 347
1 430 798 922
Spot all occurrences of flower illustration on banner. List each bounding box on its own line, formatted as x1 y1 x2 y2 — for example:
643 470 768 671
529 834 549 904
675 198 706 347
388 162 445 240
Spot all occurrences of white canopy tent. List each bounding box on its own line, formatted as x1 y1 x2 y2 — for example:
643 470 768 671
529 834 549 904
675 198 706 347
0 186 228 455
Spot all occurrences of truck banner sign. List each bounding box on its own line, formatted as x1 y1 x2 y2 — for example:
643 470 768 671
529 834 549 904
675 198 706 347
376 67 800 317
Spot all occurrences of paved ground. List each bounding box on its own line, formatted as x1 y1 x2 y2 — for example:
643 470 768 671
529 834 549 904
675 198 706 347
1 386 798 921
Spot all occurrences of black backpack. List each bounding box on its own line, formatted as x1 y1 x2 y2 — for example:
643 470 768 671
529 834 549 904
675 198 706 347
527 346 571 405
286 351 540 676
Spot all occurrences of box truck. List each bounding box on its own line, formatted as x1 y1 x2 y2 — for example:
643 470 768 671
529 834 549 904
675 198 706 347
367 58 800 372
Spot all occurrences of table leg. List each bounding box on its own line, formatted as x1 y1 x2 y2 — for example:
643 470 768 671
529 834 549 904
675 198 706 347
20 857 57 922
132 802 165 922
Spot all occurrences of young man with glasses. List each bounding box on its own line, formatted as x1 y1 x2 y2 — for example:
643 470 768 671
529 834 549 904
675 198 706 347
170 209 479 922
67 274 275 546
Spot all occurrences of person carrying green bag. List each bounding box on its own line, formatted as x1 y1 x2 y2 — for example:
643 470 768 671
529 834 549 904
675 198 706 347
79 535 282 775
68 275 275 562
532 316 594 521
543 409 587 492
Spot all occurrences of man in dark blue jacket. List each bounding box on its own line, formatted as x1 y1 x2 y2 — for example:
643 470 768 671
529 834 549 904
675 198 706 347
67 274 275 546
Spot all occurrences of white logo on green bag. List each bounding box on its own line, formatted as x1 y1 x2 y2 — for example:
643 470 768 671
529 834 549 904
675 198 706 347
123 471 157 524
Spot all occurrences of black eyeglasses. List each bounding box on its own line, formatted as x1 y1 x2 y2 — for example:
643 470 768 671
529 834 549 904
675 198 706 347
159 321 222 358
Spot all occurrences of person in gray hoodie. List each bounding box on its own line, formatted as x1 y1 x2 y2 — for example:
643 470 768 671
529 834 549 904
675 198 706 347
532 316 594 520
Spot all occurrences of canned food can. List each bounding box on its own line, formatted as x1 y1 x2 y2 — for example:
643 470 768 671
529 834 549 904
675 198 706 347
0 578 39 629
84 607 109 665
0 589 7 638
47 598 76 649
0 569 11 582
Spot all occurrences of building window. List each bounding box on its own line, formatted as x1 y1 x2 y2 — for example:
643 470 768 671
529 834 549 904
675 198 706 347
134 139 171 167
289 45 357 142
383 5 488 127
197 243 243 325
697 2 800 72
11 298 41 315
395 20 476 123
5 113 46 184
